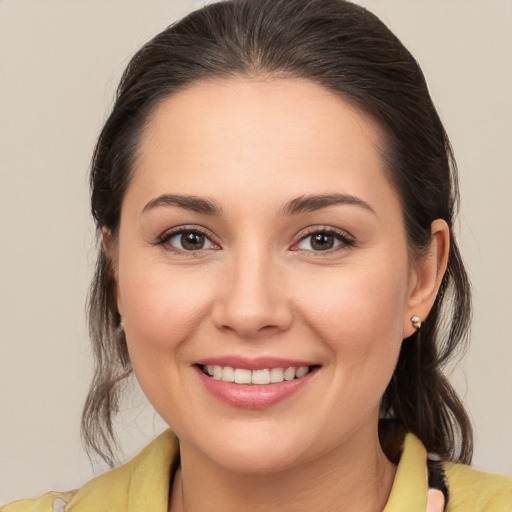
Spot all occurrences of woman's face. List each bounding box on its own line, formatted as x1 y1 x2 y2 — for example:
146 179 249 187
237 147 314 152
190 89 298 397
114 78 427 473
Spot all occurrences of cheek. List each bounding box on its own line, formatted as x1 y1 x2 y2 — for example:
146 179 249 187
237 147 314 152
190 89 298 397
117 259 219 426
118 258 215 364
302 261 407 329
297 259 408 374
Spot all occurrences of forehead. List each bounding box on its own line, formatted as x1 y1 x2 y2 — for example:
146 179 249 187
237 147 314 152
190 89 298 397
127 77 397 214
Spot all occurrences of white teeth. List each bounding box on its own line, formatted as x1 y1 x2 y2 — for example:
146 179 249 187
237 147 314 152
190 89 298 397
234 368 252 384
203 365 311 385
213 365 222 380
296 366 308 378
269 367 284 383
221 366 235 382
284 367 296 381
252 369 271 385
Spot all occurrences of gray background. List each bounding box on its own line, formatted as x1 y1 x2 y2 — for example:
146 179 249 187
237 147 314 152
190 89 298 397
1 0 511 504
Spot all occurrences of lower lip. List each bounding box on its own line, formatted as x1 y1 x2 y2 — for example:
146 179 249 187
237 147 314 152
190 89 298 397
195 367 316 409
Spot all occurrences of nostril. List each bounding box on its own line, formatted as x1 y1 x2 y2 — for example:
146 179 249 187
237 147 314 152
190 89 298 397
259 324 281 332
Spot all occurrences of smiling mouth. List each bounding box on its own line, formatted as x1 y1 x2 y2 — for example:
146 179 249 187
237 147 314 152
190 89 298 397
199 364 318 385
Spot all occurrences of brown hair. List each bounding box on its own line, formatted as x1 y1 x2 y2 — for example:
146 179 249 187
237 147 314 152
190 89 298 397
83 0 472 466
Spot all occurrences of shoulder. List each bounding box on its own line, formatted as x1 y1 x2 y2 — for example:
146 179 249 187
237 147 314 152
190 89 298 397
1 430 178 512
444 462 512 511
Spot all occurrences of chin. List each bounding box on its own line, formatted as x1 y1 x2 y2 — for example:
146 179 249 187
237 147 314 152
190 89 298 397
212 443 308 475
181 420 317 474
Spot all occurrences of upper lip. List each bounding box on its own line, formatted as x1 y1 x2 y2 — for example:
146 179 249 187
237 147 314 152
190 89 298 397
195 356 319 371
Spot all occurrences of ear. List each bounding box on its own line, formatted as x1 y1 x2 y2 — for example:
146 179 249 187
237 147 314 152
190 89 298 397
102 227 123 317
403 219 450 338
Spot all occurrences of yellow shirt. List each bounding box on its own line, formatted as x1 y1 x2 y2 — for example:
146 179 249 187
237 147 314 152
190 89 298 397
3 430 511 511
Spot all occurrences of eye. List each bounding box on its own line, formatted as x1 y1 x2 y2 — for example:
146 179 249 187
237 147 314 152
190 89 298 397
161 229 216 252
295 229 354 252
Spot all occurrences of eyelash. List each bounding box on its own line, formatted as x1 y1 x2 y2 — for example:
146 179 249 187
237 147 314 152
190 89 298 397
155 226 355 254
293 227 355 254
157 226 219 254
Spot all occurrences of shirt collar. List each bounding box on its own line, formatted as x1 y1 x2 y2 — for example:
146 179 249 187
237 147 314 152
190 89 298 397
383 433 428 511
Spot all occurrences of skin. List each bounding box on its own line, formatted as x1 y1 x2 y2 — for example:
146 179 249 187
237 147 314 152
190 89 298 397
426 489 446 512
105 78 449 512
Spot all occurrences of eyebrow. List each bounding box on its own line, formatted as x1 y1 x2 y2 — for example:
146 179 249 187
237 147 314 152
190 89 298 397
282 193 376 216
141 192 374 217
142 194 223 215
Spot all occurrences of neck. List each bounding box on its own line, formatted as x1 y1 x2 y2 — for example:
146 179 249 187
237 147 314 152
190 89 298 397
169 426 396 512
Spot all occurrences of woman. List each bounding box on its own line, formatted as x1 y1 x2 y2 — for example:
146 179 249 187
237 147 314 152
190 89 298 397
3 0 511 511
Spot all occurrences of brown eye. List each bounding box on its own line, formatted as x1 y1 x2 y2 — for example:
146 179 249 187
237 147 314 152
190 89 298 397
310 233 335 251
295 229 354 252
181 232 205 250
164 230 215 251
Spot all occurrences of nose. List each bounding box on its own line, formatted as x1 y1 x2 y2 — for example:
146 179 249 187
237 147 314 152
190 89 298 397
212 249 293 338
